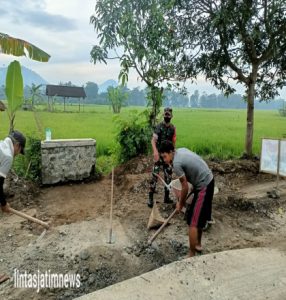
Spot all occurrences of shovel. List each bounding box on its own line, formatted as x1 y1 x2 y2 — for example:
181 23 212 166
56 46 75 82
148 208 177 245
147 175 192 244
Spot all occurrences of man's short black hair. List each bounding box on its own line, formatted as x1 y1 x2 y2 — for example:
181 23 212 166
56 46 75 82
159 141 174 153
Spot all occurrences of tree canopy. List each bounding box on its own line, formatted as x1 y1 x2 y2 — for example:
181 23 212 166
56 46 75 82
91 1 286 155
172 0 286 155
90 0 184 126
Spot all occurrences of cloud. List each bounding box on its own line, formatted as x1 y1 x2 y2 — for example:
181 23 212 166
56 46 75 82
21 10 77 31
1 0 77 32
0 8 8 16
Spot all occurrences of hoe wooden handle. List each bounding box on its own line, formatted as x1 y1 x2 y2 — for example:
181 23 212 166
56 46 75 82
8 207 49 229
148 209 177 245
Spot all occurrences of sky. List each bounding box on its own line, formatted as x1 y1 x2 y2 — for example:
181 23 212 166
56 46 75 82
0 0 285 98
0 0 227 93
0 0 124 86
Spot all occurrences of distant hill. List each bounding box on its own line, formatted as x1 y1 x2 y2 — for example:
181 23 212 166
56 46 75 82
98 79 117 93
0 65 48 87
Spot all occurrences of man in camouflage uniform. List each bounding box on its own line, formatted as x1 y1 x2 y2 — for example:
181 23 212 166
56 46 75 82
147 107 176 208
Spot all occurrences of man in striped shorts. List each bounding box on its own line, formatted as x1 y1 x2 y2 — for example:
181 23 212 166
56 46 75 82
159 141 214 257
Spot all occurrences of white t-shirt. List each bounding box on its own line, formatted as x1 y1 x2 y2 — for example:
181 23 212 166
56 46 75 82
0 137 14 178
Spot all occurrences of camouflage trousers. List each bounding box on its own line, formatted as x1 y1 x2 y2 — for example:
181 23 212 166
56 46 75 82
149 158 172 194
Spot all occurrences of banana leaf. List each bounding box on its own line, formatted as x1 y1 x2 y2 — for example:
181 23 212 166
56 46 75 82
0 32 50 62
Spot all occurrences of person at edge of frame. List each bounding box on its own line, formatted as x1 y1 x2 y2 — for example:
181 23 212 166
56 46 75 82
0 130 26 284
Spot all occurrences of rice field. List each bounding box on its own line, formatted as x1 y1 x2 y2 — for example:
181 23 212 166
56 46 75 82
0 105 285 158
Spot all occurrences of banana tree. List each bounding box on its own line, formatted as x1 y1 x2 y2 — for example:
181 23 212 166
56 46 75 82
0 32 50 132
5 61 23 132
24 83 43 109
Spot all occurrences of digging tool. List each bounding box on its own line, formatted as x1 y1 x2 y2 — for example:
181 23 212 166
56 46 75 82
148 208 177 245
8 207 49 229
147 200 166 229
147 174 194 243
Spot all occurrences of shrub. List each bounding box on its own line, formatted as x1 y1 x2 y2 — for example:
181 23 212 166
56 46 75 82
13 136 42 182
25 136 42 182
113 110 152 162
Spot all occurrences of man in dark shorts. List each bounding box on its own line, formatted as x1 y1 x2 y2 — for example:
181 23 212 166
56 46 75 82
147 107 176 208
159 141 214 257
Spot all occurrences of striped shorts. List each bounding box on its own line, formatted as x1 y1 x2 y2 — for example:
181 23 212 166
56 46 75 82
186 179 214 228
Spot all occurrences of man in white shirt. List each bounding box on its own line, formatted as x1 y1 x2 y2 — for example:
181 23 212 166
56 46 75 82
0 130 26 284
0 130 26 213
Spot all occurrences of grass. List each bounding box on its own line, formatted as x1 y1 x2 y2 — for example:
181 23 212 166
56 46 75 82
174 108 286 158
0 105 285 160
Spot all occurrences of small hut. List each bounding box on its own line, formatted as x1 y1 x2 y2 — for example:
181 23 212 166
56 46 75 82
46 85 86 112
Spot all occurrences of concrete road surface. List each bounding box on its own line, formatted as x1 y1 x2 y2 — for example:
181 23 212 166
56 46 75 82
75 247 286 300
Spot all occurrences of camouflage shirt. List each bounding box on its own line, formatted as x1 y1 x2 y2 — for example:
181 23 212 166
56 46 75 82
154 122 176 148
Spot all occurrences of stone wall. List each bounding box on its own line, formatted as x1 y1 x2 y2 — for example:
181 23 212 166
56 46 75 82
41 139 96 184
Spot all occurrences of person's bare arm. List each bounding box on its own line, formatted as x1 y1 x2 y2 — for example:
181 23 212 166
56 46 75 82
172 127 177 147
151 134 159 162
176 175 189 212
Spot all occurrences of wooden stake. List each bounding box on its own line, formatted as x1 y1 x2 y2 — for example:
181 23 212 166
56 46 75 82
108 167 114 244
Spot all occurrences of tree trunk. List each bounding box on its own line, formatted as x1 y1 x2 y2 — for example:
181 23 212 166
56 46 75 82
9 114 15 134
244 81 256 157
149 86 164 128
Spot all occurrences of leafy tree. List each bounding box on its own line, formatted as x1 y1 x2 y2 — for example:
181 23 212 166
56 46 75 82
107 86 128 113
90 0 183 127
173 1 286 156
85 81 99 103
163 89 189 107
128 87 146 106
190 90 200 108
199 93 217 108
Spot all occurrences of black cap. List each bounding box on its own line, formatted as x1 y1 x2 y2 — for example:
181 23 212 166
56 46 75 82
9 130 26 155
164 107 173 117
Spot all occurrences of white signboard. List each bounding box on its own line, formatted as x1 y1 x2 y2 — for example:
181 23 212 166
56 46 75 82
280 140 286 177
260 138 286 177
